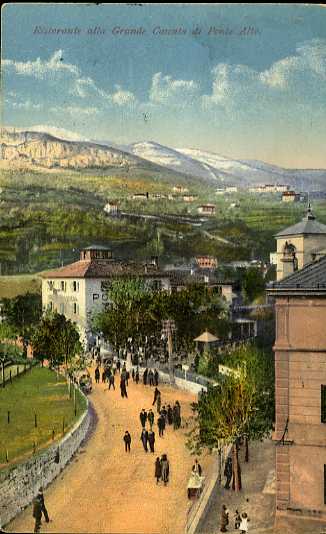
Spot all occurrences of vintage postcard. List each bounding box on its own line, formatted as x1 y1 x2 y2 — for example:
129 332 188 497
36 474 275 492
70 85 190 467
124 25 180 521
1 3 326 534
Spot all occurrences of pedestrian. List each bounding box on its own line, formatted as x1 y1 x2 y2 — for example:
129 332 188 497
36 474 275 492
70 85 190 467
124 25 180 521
102 370 106 383
132 368 135 382
148 369 154 386
123 431 131 452
157 412 165 437
167 405 173 425
112 361 117 375
192 459 202 477
117 359 121 373
220 504 229 532
37 487 49 523
224 456 232 490
140 408 147 428
234 510 241 530
95 367 100 384
126 370 130 386
143 368 148 386
120 377 128 398
155 456 162 484
161 405 168 424
135 368 140 384
32 494 42 533
148 430 155 453
108 374 115 390
105 367 112 380
152 387 160 406
156 392 161 414
161 454 170 485
239 513 249 533
148 409 155 430
140 428 149 452
175 400 181 427
154 368 159 386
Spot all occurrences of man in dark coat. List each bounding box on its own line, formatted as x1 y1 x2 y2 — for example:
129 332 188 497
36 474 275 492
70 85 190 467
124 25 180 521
135 368 140 384
37 487 49 523
155 456 162 484
139 409 147 428
167 405 173 425
123 431 131 452
117 359 121 373
148 369 154 386
157 413 166 437
220 504 229 532
192 459 202 477
154 368 159 386
148 430 155 453
140 428 149 452
161 454 170 485
108 374 115 390
152 387 160 406
102 370 106 383
32 494 42 533
120 377 128 398
95 367 100 384
143 368 148 385
161 405 168 424
224 456 232 490
148 409 155 430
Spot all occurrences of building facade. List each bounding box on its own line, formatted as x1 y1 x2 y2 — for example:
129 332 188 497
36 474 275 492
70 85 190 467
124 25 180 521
268 256 326 522
42 245 171 347
274 206 326 281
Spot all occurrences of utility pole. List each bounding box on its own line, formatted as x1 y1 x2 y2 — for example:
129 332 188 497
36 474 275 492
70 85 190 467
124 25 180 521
162 319 176 385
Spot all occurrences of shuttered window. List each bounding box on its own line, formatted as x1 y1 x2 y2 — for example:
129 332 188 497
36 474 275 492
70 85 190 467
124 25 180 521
321 385 326 423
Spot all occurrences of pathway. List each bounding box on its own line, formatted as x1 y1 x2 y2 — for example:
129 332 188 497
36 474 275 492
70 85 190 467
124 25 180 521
7 370 213 534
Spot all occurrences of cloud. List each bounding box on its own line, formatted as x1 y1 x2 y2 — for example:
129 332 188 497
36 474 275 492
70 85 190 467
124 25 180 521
49 105 99 116
111 85 136 107
149 72 200 106
3 50 80 80
5 97 42 111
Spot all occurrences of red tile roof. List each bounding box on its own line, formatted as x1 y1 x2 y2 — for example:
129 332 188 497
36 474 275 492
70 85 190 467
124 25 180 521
42 260 168 279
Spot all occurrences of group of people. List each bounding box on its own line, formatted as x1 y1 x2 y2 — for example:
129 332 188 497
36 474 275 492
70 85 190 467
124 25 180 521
154 454 170 485
142 367 159 387
220 505 250 533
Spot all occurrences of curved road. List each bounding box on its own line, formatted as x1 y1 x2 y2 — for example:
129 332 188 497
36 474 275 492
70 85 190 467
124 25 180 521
8 372 213 534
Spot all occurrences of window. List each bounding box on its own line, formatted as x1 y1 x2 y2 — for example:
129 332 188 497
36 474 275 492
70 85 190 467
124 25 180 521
321 385 326 423
60 281 66 292
73 302 79 315
73 281 79 292
93 294 100 301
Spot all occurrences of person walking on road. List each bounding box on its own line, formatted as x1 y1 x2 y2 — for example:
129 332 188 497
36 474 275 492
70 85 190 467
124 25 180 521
156 392 162 414
143 368 148 386
157 412 166 437
152 387 160 406
148 430 155 453
148 369 154 386
120 377 128 398
117 359 121 373
102 370 106 383
139 409 147 428
37 487 49 524
32 494 42 533
220 504 229 532
135 368 140 384
123 431 131 452
167 405 173 425
161 454 170 485
108 374 115 390
148 409 155 430
224 456 232 490
239 512 249 533
95 367 100 384
155 456 162 484
154 368 159 386
140 428 149 452
192 459 202 477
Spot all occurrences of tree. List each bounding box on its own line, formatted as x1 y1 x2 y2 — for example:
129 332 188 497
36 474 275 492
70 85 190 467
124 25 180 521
242 267 265 303
1 293 42 354
31 312 82 367
188 344 274 491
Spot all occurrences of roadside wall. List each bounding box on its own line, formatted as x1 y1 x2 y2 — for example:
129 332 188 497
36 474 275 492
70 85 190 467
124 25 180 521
0 395 90 527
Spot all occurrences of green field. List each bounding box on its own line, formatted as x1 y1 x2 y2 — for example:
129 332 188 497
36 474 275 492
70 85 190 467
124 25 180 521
0 274 41 298
0 366 87 468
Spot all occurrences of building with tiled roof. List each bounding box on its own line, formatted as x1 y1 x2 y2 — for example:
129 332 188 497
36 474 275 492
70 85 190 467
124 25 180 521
273 205 326 280
41 245 171 346
266 255 326 521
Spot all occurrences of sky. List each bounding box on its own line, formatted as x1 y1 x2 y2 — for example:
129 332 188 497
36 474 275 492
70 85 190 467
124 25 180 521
2 3 326 168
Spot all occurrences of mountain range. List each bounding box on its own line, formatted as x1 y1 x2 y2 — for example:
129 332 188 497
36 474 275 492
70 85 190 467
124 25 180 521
1 126 325 191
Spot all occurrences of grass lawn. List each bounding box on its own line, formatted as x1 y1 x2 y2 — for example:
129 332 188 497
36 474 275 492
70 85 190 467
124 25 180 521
0 274 41 298
0 366 87 468
0 364 26 385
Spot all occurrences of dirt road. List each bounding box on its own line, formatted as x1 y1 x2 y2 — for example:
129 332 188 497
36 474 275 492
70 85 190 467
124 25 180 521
8 374 212 534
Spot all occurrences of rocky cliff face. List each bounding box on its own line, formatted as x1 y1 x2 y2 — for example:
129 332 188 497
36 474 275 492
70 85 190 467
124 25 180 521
0 128 138 170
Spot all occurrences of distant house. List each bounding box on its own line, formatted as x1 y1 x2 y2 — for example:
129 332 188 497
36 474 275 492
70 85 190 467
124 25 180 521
173 185 188 193
104 201 119 216
249 184 290 194
195 256 218 269
183 194 197 202
132 192 149 200
225 186 238 193
282 191 299 202
197 204 216 215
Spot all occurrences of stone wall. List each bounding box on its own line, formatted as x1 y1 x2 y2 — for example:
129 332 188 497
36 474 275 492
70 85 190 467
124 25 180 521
0 397 90 527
